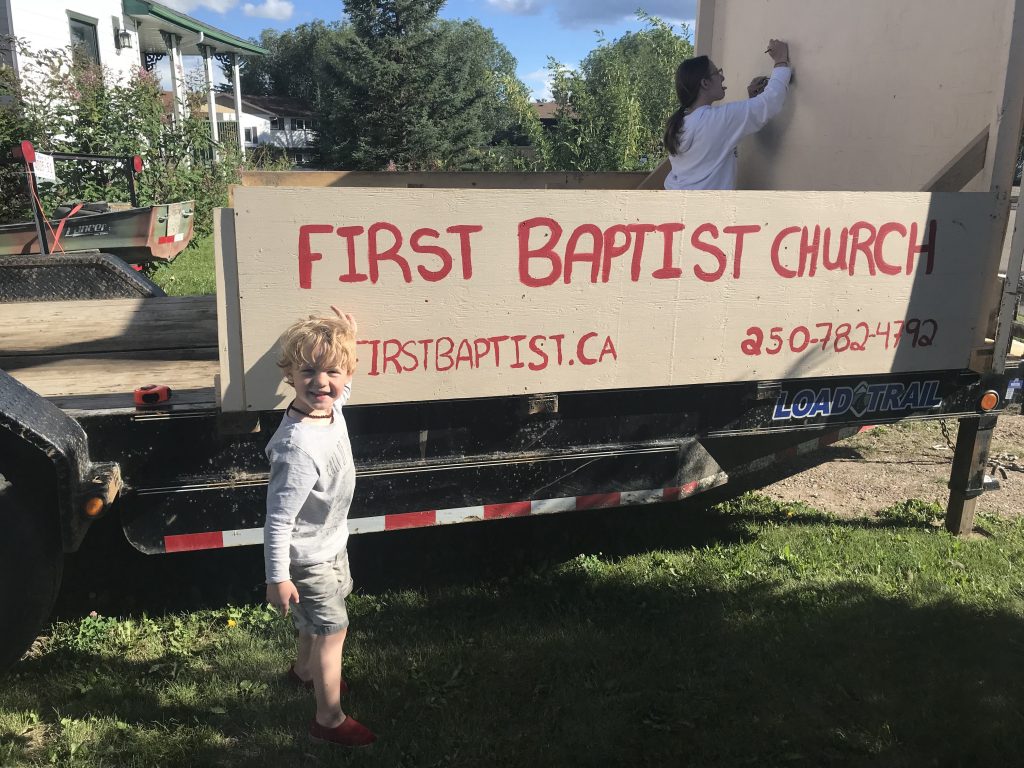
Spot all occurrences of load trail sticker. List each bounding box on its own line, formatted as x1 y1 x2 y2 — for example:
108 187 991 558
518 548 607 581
773 380 942 421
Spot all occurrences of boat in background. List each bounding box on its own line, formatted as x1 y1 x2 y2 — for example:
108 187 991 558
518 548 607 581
0 141 194 264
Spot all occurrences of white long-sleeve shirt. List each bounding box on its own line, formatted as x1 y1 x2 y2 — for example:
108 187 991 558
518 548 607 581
664 65 792 191
263 382 354 583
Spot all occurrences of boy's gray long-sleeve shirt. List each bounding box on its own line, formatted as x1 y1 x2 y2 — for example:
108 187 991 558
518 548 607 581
263 383 354 583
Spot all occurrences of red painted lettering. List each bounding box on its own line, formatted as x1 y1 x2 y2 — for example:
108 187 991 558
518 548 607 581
626 223 657 281
447 224 482 280
368 222 412 283
771 226 801 278
336 226 368 283
410 228 452 282
846 221 877 276
455 339 474 369
822 227 849 272
908 219 937 274
518 217 562 288
602 225 631 282
692 223 726 283
874 222 906 276
382 339 404 374
599 335 617 362
298 224 333 289
564 224 603 284
724 224 760 279
577 332 599 365
652 223 684 279
799 225 820 278
435 337 455 371
487 335 510 366
510 334 526 368
358 339 380 376
527 336 549 371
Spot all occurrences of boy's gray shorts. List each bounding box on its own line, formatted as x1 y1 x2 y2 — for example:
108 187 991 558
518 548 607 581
289 549 353 636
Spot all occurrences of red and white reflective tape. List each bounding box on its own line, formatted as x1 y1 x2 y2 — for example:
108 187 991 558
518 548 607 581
157 232 186 244
161 426 870 553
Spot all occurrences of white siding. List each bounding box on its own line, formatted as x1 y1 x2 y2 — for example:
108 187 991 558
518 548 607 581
10 0 139 83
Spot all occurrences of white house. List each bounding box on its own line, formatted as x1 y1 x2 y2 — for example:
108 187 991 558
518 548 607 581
1 1 266 156
197 94 319 165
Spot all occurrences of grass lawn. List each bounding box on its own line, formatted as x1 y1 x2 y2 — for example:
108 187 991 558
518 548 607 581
150 235 216 296
3 494 1024 766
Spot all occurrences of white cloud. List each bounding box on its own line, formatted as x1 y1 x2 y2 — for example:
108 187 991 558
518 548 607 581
242 0 294 20
524 67 553 101
487 0 543 14
489 0 696 28
160 0 238 12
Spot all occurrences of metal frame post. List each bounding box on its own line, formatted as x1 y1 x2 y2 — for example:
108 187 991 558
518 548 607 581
24 159 49 255
945 414 999 534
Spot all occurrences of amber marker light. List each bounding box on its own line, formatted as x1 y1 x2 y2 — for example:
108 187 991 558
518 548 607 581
979 390 1000 412
83 497 105 518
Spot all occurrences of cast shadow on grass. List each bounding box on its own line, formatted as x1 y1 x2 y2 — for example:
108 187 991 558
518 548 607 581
7 575 1024 767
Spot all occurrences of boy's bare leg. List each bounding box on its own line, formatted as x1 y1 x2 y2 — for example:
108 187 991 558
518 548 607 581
294 631 314 680
312 628 348 727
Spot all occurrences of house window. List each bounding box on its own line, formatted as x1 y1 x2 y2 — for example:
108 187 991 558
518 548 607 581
269 117 284 130
292 117 313 131
69 18 100 66
244 127 257 144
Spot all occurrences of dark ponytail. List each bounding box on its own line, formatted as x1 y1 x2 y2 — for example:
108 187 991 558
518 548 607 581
664 55 712 155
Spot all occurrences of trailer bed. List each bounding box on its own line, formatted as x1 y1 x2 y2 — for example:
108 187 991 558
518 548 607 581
0 296 218 411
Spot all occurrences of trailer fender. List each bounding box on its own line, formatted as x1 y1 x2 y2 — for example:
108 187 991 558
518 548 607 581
0 369 118 552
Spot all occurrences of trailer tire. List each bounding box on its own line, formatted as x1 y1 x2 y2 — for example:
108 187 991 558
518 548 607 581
0 469 63 671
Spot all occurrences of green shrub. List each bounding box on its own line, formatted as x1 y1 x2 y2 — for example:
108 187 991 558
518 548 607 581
0 41 287 237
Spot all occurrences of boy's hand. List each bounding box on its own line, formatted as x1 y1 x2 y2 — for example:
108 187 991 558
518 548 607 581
330 305 357 336
267 580 300 616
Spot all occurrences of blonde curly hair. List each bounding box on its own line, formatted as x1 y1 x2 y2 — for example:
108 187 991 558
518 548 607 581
277 314 357 383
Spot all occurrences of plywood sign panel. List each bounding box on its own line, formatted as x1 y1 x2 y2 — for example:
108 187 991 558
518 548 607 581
224 187 997 410
700 0 1013 191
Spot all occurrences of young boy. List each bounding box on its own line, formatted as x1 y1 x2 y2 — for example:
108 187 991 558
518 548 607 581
264 306 376 747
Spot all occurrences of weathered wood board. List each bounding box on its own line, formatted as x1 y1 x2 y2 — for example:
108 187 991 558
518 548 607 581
696 0 1022 192
221 186 998 411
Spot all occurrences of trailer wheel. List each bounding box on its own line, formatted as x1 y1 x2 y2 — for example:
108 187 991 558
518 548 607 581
0 469 63 671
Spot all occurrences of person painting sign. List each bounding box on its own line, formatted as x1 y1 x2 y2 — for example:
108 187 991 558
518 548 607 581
663 40 793 190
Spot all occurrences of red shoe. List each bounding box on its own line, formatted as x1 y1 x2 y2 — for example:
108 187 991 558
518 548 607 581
309 715 377 747
287 665 349 696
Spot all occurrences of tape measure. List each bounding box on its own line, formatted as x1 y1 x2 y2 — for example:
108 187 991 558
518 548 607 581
134 384 172 406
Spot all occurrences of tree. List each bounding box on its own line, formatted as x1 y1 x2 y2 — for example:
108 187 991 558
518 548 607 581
221 21 347 111
546 14 693 172
319 0 532 170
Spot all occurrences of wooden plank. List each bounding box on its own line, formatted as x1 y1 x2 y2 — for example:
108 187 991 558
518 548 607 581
1 350 217 398
695 0 715 56
0 296 217 356
704 0 1016 191
920 127 990 193
235 171 649 196
229 186 999 411
57 387 217 413
214 208 246 411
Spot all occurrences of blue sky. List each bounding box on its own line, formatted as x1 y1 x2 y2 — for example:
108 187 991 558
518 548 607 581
161 0 696 99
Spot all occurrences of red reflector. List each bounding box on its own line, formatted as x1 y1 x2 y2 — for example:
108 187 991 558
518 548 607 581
576 492 621 510
165 531 224 553
132 155 144 173
484 501 532 519
385 511 436 530
17 140 35 164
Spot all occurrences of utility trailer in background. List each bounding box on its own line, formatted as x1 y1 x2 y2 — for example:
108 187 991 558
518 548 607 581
3 0 1024 670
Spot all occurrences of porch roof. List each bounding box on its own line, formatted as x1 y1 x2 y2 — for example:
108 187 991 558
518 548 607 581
122 0 267 57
